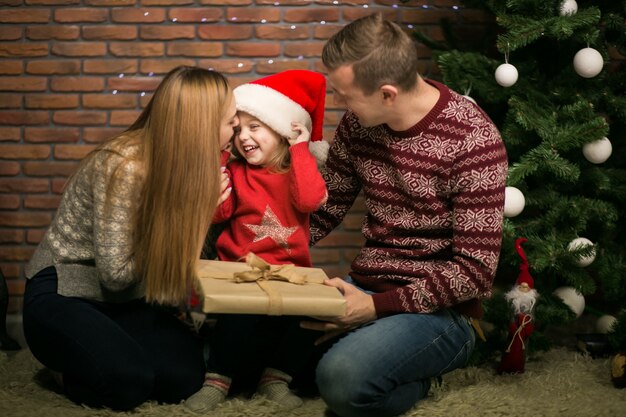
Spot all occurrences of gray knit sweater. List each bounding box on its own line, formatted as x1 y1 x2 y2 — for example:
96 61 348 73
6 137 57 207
25 143 145 303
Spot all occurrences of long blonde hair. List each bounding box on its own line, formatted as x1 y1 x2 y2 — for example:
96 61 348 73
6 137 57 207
110 66 232 305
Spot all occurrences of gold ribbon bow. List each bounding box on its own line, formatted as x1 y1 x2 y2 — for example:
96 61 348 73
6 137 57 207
232 253 308 285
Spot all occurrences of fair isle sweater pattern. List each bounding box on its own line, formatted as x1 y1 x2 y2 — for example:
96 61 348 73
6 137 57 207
310 80 508 317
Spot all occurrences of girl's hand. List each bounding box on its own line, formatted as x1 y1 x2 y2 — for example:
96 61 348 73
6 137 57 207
217 167 231 205
288 121 310 146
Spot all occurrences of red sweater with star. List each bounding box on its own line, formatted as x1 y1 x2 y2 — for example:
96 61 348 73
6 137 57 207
214 142 327 267
310 80 508 318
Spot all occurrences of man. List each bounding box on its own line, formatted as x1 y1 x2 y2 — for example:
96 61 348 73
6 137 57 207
301 13 508 417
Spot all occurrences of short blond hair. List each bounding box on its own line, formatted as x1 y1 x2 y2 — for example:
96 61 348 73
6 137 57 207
322 13 419 95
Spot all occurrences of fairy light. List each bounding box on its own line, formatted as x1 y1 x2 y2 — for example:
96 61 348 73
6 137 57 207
261 19 267 23
363 4 368 8
231 16 237 21
172 18 177 22
320 20 326 25
112 90 118 94
148 72 154 77
118 73 124 78
144 12 149 16
267 59 274 64
274 1 280 5
140 92 146 97
290 25 296 29
392 4 398 8
237 62 244 68
201 18 207 22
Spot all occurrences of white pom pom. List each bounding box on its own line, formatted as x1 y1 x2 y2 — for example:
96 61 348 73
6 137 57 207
573 47 604 78
553 286 585 318
582 137 612 164
504 186 525 217
567 237 596 267
309 139 329 169
495 63 518 87
596 314 617 334
463 95 476 104
559 0 578 16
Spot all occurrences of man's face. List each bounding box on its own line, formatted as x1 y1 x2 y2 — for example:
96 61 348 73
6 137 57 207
327 65 384 128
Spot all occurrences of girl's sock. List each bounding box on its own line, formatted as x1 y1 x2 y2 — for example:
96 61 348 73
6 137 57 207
184 372 231 413
256 367 303 409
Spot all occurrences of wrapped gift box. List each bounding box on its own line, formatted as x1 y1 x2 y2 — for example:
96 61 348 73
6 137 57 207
196 258 346 317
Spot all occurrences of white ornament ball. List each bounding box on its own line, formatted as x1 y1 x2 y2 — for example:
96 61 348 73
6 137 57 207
582 137 612 164
596 314 617 334
559 0 578 16
504 186 525 217
463 95 476 104
573 47 604 78
553 286 585 318
567 237 596 267
495 63 518 87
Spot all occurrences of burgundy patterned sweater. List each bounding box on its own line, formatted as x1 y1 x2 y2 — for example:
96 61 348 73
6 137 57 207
310 80 508 318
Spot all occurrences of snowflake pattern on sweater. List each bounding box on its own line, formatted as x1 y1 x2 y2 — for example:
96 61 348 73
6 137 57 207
310 80 508 317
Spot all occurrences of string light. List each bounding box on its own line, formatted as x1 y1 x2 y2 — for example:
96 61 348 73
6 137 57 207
143 12 149 16
290 25 296 29
267 59 274 64
118 74 124 78
112 90 118 95
140 92 146 97
261 19 267 23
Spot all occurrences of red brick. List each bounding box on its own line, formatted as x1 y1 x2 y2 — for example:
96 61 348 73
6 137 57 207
23 195 62 210
0 77 47 91
199 0 251 4
26 25 79 40
110 42 165 57
0 162 19 176
51 42 107 57
50 77 105 92
25 94 79 109
226 8 279 23
0 9 50 23
0 26 22 40
108 77 161 92
140 25 195 40
53 111 107 126
255 25 309 40
0 127 21 142
0 144 50 159
25 127 80 143
0 93 22 108
0 263 21 279
83 127 124 143
26 0 80 4
167 42 222 57
0 111 49 125
110 110 141 126
0 230 24 244
142 0 193 5
54 8 108 23
0 178 50 193
54 144 96 160
83 59 138 74
51 178 67 193
284 8 340 23
0 213 52 228
0 0 22 5
26 60 80 75
309 249 340 264
400 9 459 24
0 61 22 75
313 24 343 40
83 93 137 109
256 59 309 73
111 8 166 23
82 25 138 40
316 231 365 248
226 42 280 57
256 0 311 4
140 59 195 74
0 44 48 58
321 266 351 280
84 0 135 4
0 245 37 261
343 8 396 21
197 59 254 74
0 194 20 209
6 278 25 297
27 229 47 244
169 7 222 23
316 0 367 4
284 42 325 57
7 297 24 314
198 25 252 40
23 161 79 177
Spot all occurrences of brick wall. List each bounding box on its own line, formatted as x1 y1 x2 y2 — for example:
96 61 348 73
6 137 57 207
0 0 491 314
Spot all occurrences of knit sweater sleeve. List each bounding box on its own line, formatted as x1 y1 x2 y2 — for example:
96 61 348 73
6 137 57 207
288 142 327 213
92 151 142 292
309 116 362 245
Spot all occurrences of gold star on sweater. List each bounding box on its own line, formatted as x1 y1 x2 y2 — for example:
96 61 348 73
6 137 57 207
245 205 297 253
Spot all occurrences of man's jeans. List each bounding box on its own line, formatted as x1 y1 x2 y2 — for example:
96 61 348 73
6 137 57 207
316 307 475 417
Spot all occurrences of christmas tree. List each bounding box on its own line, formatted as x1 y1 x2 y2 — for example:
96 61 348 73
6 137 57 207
415 0 626 362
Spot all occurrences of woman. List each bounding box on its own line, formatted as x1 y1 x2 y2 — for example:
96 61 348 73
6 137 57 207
22 66 240 410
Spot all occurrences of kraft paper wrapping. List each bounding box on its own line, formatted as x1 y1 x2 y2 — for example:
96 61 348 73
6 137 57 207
196 258 346 317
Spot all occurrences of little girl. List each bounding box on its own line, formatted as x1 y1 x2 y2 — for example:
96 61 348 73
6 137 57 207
185 70 329 412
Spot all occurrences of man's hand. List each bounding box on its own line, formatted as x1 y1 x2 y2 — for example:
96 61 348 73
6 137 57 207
300 278 377 344
217 166 231 205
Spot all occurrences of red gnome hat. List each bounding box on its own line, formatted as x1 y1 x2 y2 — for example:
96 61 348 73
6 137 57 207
234 70 329 165
515 237 534 290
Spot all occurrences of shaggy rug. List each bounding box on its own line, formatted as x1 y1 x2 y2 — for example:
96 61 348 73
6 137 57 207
1 346 623 417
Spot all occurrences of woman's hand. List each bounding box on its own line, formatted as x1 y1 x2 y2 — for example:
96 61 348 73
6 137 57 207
288 121 311 147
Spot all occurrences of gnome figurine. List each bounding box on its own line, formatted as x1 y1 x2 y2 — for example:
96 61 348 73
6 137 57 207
498 237 539 374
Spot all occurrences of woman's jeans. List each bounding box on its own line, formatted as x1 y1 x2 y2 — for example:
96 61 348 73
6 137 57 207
316 308 476 417
22 267 205 410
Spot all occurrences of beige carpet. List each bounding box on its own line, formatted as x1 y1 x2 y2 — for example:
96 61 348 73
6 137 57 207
1 347 623 417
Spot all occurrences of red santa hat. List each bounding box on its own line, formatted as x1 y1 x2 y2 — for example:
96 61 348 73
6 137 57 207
515 237 534 289
233 70 329 165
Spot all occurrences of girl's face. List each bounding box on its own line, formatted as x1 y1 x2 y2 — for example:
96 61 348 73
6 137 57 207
235 112 282 167
219 97 239 150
